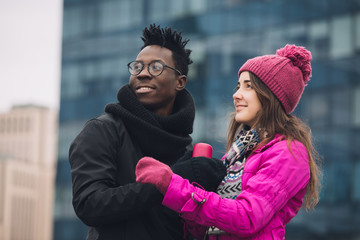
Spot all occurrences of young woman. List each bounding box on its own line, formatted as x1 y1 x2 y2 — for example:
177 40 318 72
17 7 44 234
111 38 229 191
135 44 321 239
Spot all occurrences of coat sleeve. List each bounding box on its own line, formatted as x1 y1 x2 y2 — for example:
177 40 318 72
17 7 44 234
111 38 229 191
69 118 163 227
162 141 310 238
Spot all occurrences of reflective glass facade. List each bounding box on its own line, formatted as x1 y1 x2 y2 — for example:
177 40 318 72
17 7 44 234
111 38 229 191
57 0 360 239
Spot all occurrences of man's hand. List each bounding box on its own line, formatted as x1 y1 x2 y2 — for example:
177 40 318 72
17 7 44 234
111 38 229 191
171 156 226 192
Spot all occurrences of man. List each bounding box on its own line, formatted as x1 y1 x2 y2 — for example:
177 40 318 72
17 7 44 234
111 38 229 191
69 24 225 240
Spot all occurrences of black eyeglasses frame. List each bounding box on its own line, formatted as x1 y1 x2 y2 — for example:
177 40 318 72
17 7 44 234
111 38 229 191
127 60 182 77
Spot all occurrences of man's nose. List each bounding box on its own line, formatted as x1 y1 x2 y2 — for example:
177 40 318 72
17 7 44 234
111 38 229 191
137 65 152 78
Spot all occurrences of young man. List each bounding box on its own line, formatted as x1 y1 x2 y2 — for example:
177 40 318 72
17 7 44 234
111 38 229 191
69 24 226 240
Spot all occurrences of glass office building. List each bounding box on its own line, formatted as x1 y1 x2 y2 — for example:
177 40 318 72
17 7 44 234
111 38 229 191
56 0 360 239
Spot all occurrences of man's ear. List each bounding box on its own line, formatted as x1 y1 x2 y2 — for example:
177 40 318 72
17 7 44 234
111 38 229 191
176 75 187 91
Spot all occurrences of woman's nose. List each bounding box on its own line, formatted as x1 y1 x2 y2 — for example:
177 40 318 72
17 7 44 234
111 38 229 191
233 89 243 100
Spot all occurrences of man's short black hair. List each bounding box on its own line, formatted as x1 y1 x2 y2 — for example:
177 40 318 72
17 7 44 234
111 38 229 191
141 24 193 76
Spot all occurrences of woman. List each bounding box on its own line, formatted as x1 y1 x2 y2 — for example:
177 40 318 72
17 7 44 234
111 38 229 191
135 44 321 239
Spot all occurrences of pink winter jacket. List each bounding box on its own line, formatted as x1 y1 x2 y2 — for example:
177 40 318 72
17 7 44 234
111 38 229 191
162 135 310 240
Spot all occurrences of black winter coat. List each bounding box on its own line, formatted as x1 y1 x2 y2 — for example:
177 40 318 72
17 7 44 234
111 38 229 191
70 113 188 239
69 86 195 240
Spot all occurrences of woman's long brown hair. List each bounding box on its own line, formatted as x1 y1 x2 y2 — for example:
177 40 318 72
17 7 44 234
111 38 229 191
227 72 321 211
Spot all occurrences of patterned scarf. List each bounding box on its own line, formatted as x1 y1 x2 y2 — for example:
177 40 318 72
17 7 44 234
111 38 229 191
208 128 260 235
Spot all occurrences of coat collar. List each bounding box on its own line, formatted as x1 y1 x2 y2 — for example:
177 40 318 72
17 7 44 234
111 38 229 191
253 134 285 153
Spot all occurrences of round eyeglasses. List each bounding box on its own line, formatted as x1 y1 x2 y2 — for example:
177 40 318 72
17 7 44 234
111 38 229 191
127 60 182 77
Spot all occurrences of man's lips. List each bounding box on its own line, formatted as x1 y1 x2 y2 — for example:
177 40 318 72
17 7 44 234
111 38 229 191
136 86 155 94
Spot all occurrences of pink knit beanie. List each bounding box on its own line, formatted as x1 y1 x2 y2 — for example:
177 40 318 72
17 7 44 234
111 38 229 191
238 44 312 114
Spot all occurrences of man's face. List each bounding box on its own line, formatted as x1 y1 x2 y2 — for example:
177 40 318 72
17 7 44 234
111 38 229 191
129 45 186 116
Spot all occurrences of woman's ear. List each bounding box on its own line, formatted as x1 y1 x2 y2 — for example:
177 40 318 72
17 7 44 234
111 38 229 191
176 75 187 91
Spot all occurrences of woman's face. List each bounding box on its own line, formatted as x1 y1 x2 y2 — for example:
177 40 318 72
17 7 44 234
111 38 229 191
233 71 262 127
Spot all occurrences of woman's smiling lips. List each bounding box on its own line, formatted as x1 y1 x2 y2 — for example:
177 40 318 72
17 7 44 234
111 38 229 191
235 104 247 111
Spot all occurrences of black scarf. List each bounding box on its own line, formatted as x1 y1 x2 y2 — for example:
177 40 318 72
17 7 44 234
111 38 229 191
105 84 195 164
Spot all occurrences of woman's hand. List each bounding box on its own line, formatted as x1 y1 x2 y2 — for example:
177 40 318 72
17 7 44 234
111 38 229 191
136 157 173 194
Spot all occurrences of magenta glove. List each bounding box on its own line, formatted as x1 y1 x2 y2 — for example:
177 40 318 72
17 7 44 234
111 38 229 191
135 157 173 194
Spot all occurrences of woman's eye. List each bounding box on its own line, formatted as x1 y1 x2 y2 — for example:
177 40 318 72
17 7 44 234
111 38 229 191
233 85 239 92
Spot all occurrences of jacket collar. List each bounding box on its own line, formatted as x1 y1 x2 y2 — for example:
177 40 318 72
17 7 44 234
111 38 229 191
253 134 285 153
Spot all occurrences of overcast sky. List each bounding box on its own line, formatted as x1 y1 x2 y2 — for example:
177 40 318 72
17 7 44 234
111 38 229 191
0 0 62 112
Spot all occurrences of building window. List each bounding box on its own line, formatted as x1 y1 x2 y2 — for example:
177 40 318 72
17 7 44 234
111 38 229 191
149 0 168 22
19 117 23 132
54 186 76 218
100 0 123 31
12 118 17 133
330 15 352 59
25 117 31 132
263 27 285 54
58 121 85 159
0 118 4 133
188 0 206 14
309 20 329 59
353 86 360 127
304 91 329 128
99 0 142 32
332 87 350 127
7 118 11 133
82 4 98 35
61 65 81 98
63 7 82 39
169 0 186 17
82 61 97 80
285 22 307 45
356 13 360 51
354 160 360 202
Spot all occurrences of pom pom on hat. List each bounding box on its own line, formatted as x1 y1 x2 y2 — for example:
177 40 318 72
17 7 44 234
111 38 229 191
276 44 312 83
238 44 312 114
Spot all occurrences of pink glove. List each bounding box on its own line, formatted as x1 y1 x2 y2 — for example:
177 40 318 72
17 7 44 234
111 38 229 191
135 157 173 194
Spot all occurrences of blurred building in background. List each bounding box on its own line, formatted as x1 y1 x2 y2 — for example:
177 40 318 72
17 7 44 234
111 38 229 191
0 105 57 240
56 0 360 239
